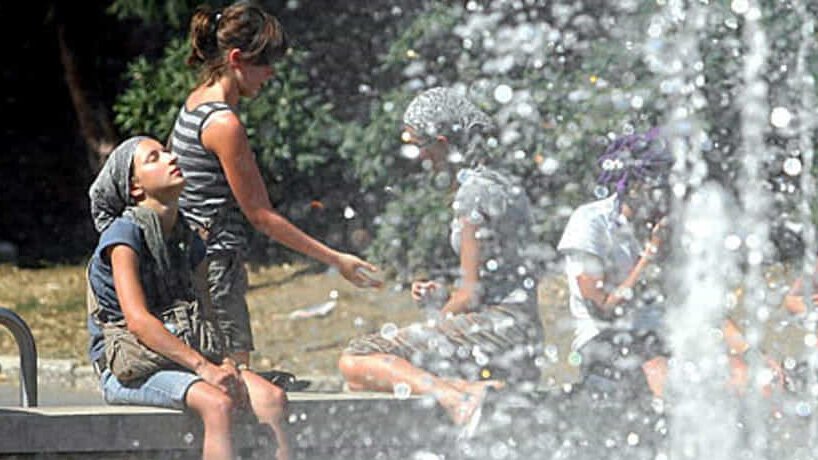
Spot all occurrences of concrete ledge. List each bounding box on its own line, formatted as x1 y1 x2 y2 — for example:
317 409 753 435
0 392 447 458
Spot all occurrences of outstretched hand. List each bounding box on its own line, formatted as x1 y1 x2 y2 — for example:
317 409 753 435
336 253 382 288
411 280 444 302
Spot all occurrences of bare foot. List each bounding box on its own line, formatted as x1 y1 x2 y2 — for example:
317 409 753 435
441 380 499 426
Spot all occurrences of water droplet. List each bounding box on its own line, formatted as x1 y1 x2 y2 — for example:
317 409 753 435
568 351 582 367
605 438 617 448
490 441 510 459
300 412 307 421
594 185 609 198
131 440 140 448
494 84 514 104
617 287 634 300
783 157 803 176
523 278 535 289
344 206 356 219
329 289 339 300
393 382 411 399
724 234 742 251
475 353 489 366
770 107 793 128
627 432 640 446
400 144 421 159
784 357 797 370
804 333 817 347
353 316 365 328
631 95 644 109
796 401 812 417
486 259 499 271
381 323 399 340
731 0 749 14
183 432 195 444
540 157 559 175
545 344 558 360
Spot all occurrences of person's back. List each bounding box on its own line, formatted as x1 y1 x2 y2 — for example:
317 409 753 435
172 101 245 254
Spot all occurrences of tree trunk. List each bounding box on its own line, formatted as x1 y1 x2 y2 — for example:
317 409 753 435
55 15 117 171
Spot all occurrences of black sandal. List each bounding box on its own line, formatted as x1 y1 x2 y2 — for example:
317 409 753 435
257 370 311 391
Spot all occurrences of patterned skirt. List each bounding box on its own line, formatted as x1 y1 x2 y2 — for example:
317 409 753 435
344 304 543 384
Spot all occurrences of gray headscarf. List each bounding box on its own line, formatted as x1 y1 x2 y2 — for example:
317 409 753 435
88 136 148 233
403 87 496 165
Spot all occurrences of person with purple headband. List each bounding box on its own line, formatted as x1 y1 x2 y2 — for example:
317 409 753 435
558 129 783 403
557 128 674 401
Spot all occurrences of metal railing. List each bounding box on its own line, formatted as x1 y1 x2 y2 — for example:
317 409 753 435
0 307 37 407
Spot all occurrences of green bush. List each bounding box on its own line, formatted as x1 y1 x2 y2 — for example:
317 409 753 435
114 38 356 261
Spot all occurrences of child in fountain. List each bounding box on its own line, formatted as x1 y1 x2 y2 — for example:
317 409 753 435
338 87 544 429
87 136 289 460
557 128 674 400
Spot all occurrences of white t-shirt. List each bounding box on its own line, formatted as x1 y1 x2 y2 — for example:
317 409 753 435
557 195 642 351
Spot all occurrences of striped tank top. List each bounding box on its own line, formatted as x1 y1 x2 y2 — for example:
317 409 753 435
171 102 246 255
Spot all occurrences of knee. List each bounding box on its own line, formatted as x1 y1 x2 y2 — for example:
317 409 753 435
338 353 360 377
257 384 288 412
200 391 235 424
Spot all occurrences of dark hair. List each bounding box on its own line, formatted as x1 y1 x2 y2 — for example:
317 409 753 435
187 1 288 85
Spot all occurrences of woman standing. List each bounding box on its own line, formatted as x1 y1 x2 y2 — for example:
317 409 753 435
172 2 379 365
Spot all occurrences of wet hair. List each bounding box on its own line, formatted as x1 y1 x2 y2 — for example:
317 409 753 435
403 87 497 166
596 127 674 199
187 1 288 85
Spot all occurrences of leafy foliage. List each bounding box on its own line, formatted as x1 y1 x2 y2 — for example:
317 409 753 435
339 0 818 276
113 37 352 260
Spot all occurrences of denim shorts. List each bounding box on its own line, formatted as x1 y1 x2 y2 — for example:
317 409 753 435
207 252 254 353
100 368 202 410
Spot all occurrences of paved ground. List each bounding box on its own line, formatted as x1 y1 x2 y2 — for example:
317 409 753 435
0 381 103 406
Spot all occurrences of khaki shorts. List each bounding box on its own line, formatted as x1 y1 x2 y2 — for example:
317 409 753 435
207 252 254 353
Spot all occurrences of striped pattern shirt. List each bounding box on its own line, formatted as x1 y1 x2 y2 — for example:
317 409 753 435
171 102 246 255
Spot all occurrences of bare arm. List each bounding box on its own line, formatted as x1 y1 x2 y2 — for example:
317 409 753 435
574 218 666 315
202 113 377 286
575 250 655 315
781 277 818 314
109 245 235 393
441 218 480 316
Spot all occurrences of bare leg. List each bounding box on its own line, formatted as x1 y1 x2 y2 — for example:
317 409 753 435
642 356 668 398
338 353 490 425
241 370 291 460
186 381 235 460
